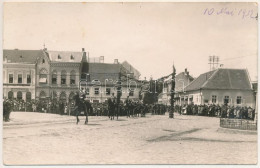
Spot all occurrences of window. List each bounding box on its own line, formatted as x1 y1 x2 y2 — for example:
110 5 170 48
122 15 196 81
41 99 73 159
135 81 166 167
106 88 111 95
61 71 66 85
60 92 66 102
39 74 47 84
129 89 134 96
70 71 76 85
17 91 22 100
94 88 99 95
70 55 74 60
39 69 48 84
26 92 31 101
52 71 57 84
18 74 23 84
8 91 13 99
224 96 229 104
237 96 242 104
27 74 31 84
58 55 61 59
42 59 45 64
212 95 217 103
85 88 90 95
9 74 13 83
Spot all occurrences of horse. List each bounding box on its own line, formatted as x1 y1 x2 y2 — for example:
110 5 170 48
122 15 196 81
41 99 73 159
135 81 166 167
108 97 115 120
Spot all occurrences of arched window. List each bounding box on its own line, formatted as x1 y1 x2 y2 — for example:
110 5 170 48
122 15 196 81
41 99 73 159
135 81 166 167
70 54 74 60
69 92 75 100
39 68 48 84
51 91 57 100
26 92 31 101
58 55 61 59
60 92 66 102
52 70 57 84
8 91 13 99
70 70 76 85
39 91 46 99
42 59 45 64
61 70 66 85
17 91 23 100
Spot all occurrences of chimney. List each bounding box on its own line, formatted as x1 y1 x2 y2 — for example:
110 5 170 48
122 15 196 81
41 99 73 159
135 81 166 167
100 56 104 63
81 48 87 62
114 59 118 64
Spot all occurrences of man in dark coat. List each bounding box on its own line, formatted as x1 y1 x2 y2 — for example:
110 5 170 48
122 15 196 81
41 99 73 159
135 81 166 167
74 92 82 124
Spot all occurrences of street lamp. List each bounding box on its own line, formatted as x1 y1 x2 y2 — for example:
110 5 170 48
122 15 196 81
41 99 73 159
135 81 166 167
169 62 176 118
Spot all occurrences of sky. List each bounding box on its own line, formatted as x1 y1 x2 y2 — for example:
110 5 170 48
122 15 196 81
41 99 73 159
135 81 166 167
3 2 258 80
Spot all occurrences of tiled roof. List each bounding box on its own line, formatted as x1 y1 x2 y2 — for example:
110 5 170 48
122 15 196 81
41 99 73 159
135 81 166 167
121 61 141 79
185 69 252 91
87 63 140 86
47 51 83 62
88 63 120 84
3 49 45 64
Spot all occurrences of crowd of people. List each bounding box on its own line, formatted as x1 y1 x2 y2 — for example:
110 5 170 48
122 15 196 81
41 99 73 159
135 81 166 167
3 95 256 122
174 104 256 120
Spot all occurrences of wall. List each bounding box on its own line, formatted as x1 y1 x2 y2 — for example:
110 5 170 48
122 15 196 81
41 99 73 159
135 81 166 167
178 89 255 107
3 63 36 101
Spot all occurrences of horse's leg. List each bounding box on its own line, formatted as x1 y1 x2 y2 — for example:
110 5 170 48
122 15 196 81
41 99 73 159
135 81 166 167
85 112 88 124
76 115 79 124
117 107 119 120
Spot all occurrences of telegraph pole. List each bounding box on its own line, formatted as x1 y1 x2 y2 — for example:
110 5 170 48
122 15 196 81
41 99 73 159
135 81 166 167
169 63 176 118
116 67 122 120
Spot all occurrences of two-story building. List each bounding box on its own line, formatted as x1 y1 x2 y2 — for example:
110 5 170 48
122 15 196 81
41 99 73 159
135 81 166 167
3 49 43 101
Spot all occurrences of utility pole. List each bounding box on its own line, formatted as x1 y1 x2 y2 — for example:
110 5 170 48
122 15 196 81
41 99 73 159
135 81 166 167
116 67 122 120
169 63 176 118
208 56 219 71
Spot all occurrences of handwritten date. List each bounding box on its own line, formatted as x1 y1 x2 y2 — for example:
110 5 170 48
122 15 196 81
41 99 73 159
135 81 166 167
203 7 258 20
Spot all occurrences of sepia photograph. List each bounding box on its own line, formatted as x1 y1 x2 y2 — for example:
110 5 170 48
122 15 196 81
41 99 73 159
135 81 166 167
1 1 259 166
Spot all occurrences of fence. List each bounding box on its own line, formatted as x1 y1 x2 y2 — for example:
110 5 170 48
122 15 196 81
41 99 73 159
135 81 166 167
220 118 257 130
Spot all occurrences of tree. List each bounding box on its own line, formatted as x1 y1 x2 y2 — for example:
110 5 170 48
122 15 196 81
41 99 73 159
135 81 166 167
143 79 163 104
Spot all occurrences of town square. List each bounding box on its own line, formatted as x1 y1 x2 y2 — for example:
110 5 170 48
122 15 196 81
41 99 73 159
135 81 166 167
2 2 258 166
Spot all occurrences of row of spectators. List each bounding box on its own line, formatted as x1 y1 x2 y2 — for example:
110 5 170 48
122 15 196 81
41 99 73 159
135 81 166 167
3 98 256 121
174 104 256 120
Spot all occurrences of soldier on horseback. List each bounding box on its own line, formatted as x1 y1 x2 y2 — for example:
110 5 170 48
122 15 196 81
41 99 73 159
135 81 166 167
108 93 116 120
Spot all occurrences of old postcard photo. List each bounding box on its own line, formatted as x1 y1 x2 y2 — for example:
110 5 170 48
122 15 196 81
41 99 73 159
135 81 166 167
2 1 258 166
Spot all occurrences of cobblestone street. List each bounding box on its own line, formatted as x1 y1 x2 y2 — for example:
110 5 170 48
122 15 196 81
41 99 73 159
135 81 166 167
3 112 257 165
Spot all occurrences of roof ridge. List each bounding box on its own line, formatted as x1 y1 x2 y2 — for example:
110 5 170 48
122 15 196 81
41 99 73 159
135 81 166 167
244 69 253 90
201 69 219 88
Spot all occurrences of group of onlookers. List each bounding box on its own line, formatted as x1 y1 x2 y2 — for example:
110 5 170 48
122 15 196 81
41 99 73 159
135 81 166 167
3 97 256 122
174 104 256 120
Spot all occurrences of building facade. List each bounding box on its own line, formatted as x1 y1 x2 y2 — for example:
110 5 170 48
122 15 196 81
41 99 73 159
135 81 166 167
3 48 142 103
158 68 194 105
3 50 44 101
179 68 255 108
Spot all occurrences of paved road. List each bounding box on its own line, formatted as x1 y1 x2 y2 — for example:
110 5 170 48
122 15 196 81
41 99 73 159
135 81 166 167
3 112 257 165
